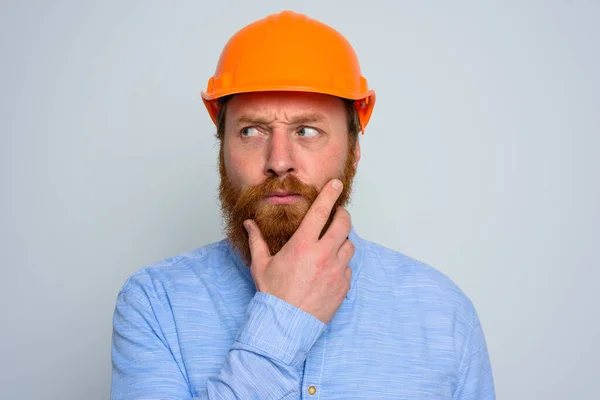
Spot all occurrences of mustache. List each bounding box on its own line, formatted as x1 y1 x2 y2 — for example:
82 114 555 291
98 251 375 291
218 145 356 266
234 175 319 210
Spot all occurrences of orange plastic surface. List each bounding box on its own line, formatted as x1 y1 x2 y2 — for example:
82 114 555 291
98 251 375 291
201 10 376 133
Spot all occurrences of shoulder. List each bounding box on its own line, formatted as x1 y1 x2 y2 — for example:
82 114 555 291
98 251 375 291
359 238 477 321
358 238 483 361
117 239 233 300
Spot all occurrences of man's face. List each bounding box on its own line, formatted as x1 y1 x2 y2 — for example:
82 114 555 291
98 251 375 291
219 91 360 265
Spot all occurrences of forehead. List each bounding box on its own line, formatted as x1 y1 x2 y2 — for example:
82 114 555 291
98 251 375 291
225 91 347 123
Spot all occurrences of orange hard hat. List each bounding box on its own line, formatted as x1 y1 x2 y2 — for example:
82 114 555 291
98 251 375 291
201 10 376 133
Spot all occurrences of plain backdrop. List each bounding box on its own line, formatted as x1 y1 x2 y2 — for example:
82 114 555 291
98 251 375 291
2 1 599 399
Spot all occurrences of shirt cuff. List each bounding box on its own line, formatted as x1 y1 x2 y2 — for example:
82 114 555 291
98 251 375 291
234 292 326 366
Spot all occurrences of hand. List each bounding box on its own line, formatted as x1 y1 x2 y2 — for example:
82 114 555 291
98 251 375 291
244 178 354 324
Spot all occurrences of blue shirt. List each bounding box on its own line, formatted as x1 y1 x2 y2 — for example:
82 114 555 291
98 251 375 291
111 229 495 399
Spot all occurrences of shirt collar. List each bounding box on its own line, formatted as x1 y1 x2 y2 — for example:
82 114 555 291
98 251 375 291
226 225 365 301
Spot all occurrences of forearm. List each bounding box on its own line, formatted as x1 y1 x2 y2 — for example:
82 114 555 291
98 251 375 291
111 288 325 399
197 292 326 399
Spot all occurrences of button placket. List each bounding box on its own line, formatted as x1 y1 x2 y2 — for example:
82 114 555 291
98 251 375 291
301 328 328 399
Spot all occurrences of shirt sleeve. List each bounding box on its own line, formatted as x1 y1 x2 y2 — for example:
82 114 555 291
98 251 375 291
453 314 496 400
111 280 326 400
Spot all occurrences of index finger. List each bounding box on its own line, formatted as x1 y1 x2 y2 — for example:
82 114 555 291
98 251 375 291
294 179 343 242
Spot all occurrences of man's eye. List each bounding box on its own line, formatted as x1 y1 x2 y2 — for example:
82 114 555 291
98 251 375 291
297 127 319 137
241 127 260 137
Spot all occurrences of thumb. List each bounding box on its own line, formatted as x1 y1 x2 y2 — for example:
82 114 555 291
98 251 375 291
244 220 270 269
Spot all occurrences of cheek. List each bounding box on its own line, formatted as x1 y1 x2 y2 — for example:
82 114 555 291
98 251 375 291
223 146 264 188
303 145 347 185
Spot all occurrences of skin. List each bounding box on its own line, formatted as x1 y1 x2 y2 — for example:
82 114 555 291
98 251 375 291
223 91 361 199
222 91 362 323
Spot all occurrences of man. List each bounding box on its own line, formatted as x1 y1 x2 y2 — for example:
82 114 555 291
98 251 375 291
111 10 495 399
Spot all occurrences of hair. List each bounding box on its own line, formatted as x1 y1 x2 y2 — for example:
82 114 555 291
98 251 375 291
214 95 361 149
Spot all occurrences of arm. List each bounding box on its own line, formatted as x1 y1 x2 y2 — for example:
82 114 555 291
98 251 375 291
452 316 496 400
111 284 325 400
112 179 349 399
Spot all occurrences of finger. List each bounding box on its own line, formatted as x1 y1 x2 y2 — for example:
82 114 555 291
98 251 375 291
321 207 352 249
345 266 352 281
344 266 352 287
337 239 355 264
244 220 270 269
295 179 343 242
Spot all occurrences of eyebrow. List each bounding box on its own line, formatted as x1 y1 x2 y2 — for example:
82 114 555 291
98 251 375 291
235 112 326 126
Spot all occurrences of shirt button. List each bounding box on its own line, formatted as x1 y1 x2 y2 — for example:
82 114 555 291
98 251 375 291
307 385 317 395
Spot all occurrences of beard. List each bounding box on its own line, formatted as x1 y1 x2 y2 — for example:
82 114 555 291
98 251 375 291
219 147 356 266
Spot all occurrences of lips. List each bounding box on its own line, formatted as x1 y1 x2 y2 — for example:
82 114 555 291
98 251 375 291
264 191 302 204
267 191 298 197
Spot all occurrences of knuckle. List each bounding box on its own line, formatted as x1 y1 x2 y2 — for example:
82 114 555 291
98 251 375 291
337 210 352 230
314 205 331 220
346 241 355 253
346 243 355 258
344 266 352 279
249 237 261 252
336 277 351 298
291 240 308 255
317 251 332 268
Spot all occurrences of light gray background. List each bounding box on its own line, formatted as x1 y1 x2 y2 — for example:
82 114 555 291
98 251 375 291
2 1 598 399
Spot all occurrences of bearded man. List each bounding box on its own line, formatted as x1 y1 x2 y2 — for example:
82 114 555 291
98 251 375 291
111 11 495 400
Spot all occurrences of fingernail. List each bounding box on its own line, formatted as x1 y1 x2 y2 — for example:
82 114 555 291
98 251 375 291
243 220 250 232
332 179 342 190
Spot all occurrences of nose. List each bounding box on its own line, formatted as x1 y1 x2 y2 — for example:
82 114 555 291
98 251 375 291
265 130 295 177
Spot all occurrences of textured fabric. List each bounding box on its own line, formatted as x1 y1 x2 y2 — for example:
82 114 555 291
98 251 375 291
111 228 495 399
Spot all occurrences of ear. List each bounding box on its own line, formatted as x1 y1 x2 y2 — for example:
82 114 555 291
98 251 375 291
353 140 361 170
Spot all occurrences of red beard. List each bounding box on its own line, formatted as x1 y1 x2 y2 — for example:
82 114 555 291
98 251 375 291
219 148 356 266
